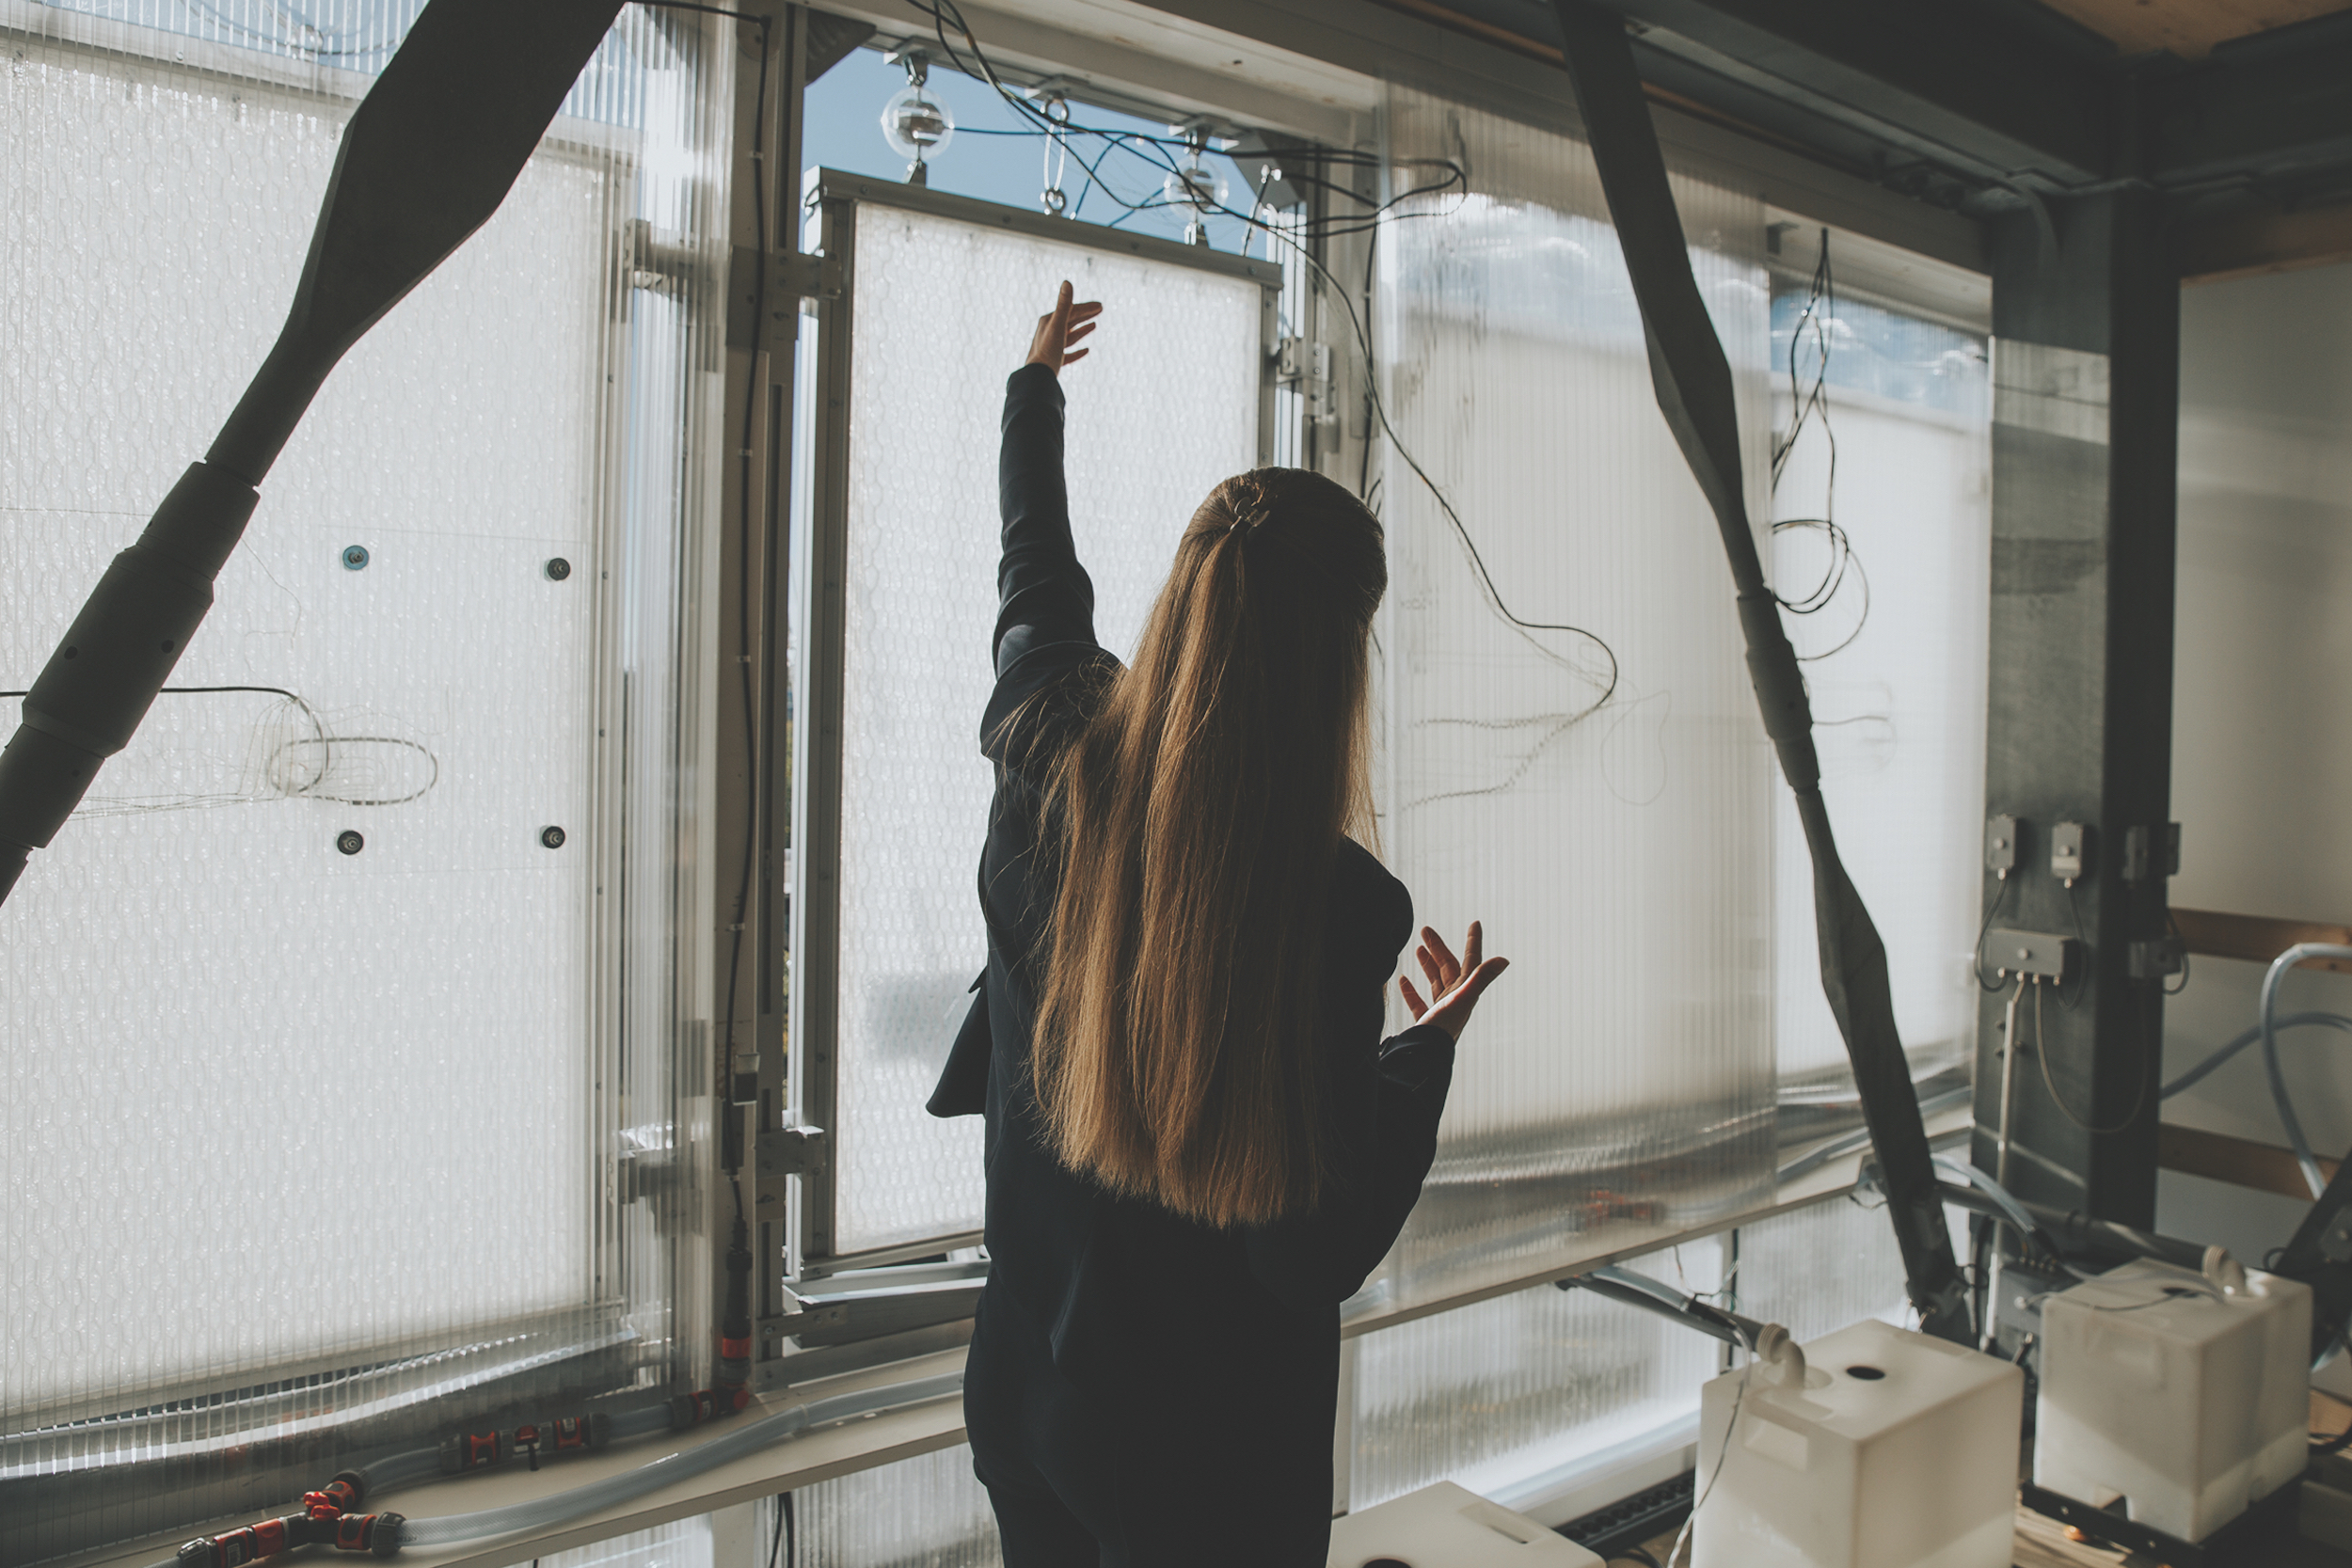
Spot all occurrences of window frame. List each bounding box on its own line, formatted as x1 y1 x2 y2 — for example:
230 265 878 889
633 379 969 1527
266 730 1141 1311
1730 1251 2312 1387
784 168 1282 1275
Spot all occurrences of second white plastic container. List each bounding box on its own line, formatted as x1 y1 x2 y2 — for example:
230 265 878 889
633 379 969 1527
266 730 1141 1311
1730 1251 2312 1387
2034 1260 2311 1542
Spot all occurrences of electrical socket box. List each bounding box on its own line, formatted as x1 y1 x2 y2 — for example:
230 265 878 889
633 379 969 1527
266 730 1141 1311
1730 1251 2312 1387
2122 822 2181 883
2051 821 2087 883
1987 927 2074 980
1986 814 2019 876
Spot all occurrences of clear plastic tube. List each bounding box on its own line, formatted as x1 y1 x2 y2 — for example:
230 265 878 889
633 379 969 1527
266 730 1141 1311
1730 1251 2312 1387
2161 1011 2352 1100
2260 946 2352 1199
396 1371 963 1548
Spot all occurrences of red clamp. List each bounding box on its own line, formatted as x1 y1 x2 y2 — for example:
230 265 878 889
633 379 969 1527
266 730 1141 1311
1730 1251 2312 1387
331 1513 405 1556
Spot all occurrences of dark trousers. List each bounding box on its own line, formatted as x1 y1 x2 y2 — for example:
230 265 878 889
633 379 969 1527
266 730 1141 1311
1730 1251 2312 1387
964 1289 1337 1568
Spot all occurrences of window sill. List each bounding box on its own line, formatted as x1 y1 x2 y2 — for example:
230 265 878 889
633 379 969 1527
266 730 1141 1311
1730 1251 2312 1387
66 1350 969 1568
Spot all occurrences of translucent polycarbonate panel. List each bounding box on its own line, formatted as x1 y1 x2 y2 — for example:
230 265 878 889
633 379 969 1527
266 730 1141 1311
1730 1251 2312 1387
1367 87 1776 1308
1351 1238 1725 1510
1765 289 1992 1091
546 1515 714 1568
1729 1195 1909 1347
1 10 728 1560
787 1442 1002 1567
826 203 1263 1252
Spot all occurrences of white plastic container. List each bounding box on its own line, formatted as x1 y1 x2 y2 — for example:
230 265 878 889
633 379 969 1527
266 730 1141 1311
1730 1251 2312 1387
1327 1481 1602 1567
1692 1318 2024 1568
2034 1260 2312 1542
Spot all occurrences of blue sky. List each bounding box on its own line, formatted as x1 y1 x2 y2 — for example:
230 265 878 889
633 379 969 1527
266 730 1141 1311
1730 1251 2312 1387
801 45 1266 256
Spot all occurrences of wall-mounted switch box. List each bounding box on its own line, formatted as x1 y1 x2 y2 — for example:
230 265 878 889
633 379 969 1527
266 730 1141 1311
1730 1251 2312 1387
2123 822 2182 883
2051 821 2087 884
1988 927 2074 980
1987 814 2019 877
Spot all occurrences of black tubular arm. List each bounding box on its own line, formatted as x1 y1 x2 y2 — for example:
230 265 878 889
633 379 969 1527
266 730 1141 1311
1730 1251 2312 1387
1550 0 1970 1342
0 0 630 906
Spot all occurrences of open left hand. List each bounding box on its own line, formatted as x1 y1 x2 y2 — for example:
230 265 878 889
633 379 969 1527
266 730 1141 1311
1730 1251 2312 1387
1025 280 1102 374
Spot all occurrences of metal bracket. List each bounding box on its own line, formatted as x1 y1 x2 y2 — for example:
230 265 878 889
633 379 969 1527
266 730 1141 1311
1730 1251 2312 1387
615 1142 680 1208
784 1259 988 1349
757 1124 830 1179
2127 935 2185 980
1274 336 1335 425
724 247 843 351
1987 927 2074 980
2122 821 2181 883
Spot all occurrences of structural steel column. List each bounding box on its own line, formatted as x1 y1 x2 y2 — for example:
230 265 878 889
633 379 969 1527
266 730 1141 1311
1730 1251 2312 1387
1972 190 2178 1226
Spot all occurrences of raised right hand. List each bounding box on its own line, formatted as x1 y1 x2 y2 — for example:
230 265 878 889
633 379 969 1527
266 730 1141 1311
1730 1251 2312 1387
1399 921 1509 1042
1025 280 1102 374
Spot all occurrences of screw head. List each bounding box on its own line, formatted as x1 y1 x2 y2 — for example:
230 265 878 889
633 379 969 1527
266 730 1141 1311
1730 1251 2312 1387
342 545 370 570
540 825 567 849
335 829 365 855
545 557 572 581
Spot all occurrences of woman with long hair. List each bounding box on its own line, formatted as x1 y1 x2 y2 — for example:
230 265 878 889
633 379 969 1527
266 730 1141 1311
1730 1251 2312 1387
930 282 1508 1565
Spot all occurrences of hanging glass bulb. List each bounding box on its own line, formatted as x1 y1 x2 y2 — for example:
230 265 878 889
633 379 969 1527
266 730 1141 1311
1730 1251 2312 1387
1163 125 1227 245
881 55 954 185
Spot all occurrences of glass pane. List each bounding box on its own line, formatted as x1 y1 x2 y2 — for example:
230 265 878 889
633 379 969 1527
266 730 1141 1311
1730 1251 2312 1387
1351 1238 1725 1511
1767 287 1991 1108
547 1515 714 1568
1366 86 1777 1312
822 201 1263 1253
1 10 726 1559
1729 1194 1910 1346
786 1442 1002 1568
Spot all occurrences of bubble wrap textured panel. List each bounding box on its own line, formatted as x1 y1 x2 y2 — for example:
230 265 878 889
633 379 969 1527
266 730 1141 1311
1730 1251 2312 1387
1350 1239 1724 1511
0 13 685 1425
828 204 1263 1252
1766 300 1991 1085
784 1443 1002 1568
1365 87 1776 1310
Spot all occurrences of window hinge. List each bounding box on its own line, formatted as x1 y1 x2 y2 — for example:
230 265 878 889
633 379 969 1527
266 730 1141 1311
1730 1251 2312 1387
1274 336 1335 425
758 1124 830 1179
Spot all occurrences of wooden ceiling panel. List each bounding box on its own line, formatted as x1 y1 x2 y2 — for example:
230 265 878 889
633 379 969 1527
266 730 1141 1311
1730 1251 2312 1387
2034 0 2352 59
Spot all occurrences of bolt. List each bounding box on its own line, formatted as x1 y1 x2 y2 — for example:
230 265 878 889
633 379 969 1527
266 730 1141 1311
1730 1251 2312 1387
342 545 370 570
540 825 567 849
336 830 364 855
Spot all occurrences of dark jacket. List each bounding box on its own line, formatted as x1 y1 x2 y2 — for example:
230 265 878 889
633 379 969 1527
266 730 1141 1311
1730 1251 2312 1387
931 364 1454 1538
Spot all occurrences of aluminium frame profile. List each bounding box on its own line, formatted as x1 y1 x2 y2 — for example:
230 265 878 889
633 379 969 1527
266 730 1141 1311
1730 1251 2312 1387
785 167 1279 1284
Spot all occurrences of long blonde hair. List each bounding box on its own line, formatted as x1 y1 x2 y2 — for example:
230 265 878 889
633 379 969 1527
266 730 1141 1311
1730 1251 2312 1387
1032 467 1387 1227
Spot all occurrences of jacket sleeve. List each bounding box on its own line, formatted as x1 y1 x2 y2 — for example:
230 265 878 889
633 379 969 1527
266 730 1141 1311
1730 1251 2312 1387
1240 1000 1456 1313
991 363 1098 682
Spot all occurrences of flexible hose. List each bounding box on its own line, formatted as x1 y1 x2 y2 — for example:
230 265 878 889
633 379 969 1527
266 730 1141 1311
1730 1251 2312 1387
395 1371 962 1547
2260 946 2352 1199
2161 1010 2352 1100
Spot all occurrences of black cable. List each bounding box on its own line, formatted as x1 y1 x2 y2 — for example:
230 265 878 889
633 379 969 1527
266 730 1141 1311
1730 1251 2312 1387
640 0 771 1178
1973 873 2016 991
0 685 449 808
1 684 300 701
2032 973 2148 1136
898 0 1617 735
767 1490 798 1568
1767 230 1869 662
2165 906 2192 995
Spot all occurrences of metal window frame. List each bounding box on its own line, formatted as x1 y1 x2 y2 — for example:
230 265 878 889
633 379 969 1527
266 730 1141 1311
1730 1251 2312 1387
0 9 747 1554
786 167 1279 1278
